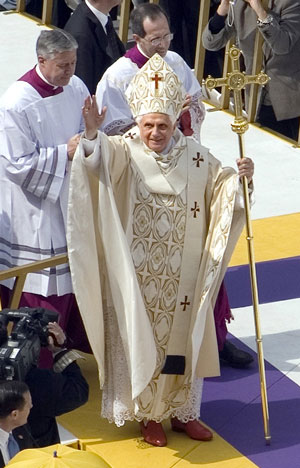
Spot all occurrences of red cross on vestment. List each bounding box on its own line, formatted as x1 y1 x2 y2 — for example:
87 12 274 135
191 201 200 218
180 295 190 311
125 132 136 139
193 152 204 168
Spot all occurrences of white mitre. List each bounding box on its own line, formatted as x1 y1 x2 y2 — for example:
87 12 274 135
125 53 186 120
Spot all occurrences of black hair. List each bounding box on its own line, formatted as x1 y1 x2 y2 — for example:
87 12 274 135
0 380 29 419
131 3 169 38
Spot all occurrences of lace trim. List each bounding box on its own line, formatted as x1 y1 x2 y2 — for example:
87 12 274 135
101 305 137 427
103 379 203 426
171 378 203 423
101 302 204 427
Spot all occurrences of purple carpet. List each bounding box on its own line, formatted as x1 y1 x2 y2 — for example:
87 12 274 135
201 336 300 468
225 256 300 308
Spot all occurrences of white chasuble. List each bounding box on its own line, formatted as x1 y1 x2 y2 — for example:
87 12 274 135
67 127 246 424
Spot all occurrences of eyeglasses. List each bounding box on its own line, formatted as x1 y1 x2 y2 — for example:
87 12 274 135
144 33 174 47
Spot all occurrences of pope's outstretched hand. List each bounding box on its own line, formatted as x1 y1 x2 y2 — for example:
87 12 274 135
82 95 107 141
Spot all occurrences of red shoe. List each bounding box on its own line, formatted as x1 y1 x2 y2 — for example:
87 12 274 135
171 418 213 441
140 421 167 447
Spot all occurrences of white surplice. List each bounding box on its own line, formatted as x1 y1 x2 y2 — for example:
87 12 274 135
0 75 89 296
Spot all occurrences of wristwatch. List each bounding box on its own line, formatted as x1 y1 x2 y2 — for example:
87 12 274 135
257 14 273 26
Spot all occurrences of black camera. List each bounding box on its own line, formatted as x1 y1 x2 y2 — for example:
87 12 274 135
0 307 59 381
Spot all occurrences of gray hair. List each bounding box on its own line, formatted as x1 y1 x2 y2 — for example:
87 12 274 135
36 29 78 60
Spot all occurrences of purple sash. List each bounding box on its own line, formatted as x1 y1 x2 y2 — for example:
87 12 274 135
124 45 148 69
18 67 63 98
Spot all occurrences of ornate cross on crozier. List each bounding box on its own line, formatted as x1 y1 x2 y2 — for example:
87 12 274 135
203 46 269 136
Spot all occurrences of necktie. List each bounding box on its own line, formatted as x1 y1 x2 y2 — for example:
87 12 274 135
7 433 20 460
105 16 121 61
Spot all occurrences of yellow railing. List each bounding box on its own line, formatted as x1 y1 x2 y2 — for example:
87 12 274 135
16 0 53 24
0 254 68 309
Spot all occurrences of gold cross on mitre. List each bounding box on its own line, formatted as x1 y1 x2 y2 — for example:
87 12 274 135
203 45 271 445
125 53 185 121
203 45 269 137
151 72 162 95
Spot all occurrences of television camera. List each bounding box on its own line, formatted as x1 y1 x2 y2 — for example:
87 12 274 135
0 307 58 381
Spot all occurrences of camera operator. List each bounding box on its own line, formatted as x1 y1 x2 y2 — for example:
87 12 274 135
26 322 89 447
0 321 89 465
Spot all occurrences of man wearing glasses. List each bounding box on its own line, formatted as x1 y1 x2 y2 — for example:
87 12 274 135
95 2 205 140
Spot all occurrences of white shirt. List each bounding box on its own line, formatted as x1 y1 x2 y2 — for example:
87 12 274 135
0 428 11 466
137 43 149 58
85 0 108 30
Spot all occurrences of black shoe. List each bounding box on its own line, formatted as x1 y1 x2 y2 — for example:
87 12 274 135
0 6 7 11
219 340 254 368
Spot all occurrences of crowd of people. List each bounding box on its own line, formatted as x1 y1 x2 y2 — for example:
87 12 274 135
0 0 296 462
202 0 300 140
133 0 300 140
3 0 299 139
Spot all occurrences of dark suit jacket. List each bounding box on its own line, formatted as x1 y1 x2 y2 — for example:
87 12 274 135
0 425 34 468
64 2 126 94
25 360 89 448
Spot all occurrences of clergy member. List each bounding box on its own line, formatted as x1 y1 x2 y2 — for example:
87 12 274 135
0 29 91 361
95 2 205 139
67 54 254 447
